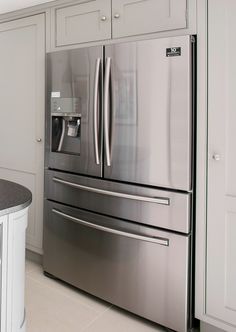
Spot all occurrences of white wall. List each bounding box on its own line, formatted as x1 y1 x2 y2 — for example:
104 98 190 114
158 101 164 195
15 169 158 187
0 0 55 14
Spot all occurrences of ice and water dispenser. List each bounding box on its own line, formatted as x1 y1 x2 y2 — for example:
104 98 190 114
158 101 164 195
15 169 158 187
51 96 81 155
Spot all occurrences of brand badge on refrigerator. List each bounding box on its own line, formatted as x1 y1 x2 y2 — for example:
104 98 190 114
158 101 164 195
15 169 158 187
166 47 181 57
51 91 61 98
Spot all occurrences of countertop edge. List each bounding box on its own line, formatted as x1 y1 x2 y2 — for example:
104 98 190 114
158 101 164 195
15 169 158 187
0 197 32 217
0 179 32 218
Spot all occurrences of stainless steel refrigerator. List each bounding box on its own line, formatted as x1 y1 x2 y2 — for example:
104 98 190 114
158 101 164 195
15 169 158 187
43 36 195 332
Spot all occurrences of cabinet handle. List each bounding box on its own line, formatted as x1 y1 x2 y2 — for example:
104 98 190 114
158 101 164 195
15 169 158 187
101 16 107 21
36 138 42 142
114 13 120 19
212 154 221 161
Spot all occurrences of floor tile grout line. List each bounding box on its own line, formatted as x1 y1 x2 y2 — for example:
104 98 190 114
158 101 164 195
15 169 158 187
26 272 113 315
25 262 167 332
26 268 40 275
80 304 114 332
26 270 39 276
26 273 105 313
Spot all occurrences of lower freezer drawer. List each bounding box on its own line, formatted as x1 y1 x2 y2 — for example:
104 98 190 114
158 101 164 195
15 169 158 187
43 200 190 332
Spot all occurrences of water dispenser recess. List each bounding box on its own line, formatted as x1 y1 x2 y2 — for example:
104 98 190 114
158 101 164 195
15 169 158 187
67 119 80 137
51 97 81 155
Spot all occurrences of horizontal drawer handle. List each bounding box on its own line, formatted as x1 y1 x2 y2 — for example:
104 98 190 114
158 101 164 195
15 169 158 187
53 177 170 206
52 208 169 246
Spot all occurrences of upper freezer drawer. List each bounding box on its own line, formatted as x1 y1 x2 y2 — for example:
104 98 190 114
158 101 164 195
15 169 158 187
45 169 192 234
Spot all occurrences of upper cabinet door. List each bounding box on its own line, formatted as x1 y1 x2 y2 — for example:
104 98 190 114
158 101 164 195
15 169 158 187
207 0 236 328
55 0 111 47
112 0 187 38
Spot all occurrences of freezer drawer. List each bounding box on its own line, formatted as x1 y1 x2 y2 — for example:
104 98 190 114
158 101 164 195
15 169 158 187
43 201 190 332
45 169 192 234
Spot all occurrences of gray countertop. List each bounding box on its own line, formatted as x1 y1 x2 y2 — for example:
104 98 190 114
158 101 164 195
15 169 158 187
0 179 32 217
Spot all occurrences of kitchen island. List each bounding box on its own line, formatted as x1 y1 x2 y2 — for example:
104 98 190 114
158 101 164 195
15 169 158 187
0 180 31 332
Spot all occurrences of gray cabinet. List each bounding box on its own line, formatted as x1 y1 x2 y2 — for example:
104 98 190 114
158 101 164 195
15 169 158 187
53 0 187 48
54 0 111 47
194 0 236 330
207 0 236 329
187 0 236 331
112 0 187 38
0 14 45 254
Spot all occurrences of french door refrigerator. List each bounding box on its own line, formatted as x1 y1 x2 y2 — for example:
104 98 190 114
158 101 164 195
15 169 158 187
44 36 195 332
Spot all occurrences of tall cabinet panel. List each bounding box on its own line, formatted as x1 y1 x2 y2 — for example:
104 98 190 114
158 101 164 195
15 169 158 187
207 0 236 328
0 15 45 254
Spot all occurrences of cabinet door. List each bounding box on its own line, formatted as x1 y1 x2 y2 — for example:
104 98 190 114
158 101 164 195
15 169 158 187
207 0 236 328
0 15 45 254
112 0 187 38
55 0 111 47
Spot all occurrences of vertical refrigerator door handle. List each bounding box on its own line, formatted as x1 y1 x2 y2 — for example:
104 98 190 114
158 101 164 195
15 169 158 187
94 58 101 165
104 57 111 167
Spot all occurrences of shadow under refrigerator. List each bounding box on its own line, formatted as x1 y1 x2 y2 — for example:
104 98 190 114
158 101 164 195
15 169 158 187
43 36 195 332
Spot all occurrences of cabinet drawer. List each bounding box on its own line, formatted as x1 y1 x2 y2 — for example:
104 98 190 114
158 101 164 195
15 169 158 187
45 169 192 234
112 0 187 38
54 0 111 47
43 200 190 332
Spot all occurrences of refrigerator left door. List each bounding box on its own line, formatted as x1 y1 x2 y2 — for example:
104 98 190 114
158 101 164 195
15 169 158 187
45 46 103 177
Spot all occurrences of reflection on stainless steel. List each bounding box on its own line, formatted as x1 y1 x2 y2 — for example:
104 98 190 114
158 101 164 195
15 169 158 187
44 36 195 332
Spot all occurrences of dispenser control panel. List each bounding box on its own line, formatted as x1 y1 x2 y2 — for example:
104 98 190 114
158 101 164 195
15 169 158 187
51 97 80 116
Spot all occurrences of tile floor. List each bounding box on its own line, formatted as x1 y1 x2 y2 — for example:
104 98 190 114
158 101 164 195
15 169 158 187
25 260 167 332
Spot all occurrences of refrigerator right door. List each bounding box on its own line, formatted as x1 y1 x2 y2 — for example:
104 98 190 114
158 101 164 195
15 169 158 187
104 36 193 191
